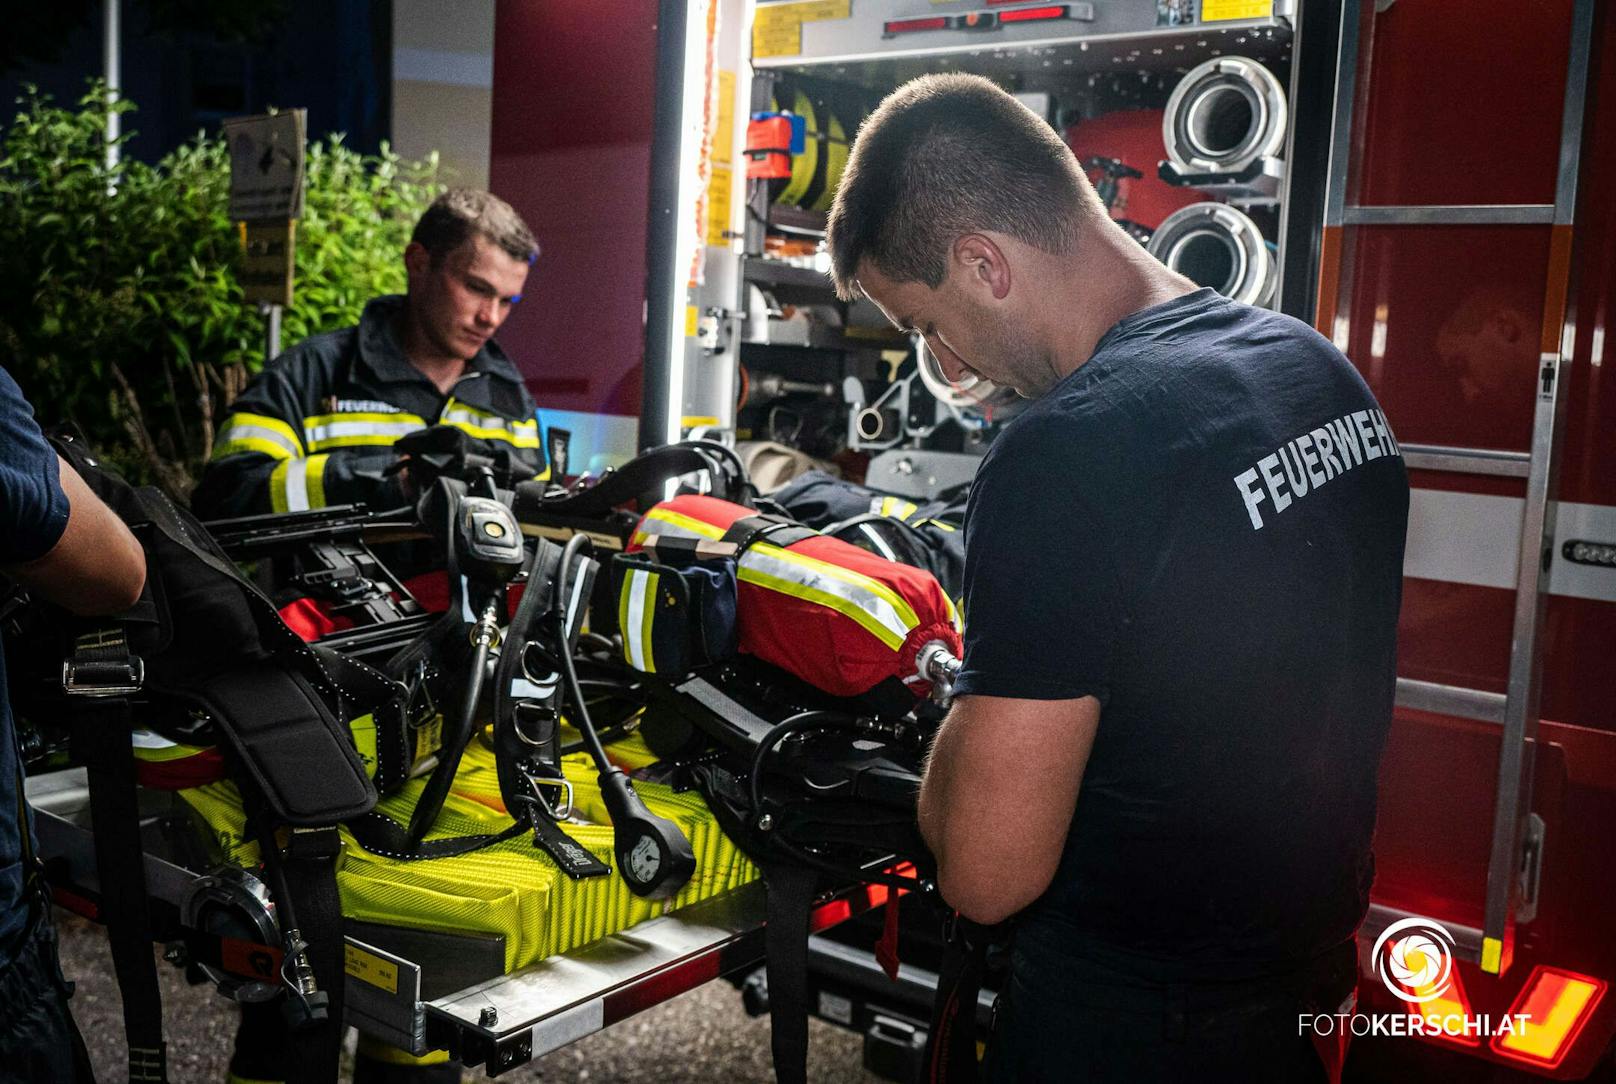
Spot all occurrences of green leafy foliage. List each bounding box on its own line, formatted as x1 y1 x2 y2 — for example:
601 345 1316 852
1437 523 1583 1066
0 83 439 494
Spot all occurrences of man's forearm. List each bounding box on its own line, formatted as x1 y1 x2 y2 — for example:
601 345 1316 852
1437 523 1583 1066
918 701 968 859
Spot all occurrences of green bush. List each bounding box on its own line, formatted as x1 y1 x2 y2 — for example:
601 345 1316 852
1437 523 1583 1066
0 83 440 495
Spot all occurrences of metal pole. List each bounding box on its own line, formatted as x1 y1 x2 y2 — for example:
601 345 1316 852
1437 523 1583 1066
104 0 121 177
262 302 282 362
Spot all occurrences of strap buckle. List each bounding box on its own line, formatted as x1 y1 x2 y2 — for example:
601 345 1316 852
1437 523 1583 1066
61 628 145 697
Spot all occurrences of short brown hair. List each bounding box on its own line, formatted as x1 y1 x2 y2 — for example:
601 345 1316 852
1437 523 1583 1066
826 74 1096 300
411 188 539 266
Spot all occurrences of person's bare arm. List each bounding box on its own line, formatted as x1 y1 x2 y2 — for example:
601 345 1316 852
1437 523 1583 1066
4 456 146 615
918 693 1100 925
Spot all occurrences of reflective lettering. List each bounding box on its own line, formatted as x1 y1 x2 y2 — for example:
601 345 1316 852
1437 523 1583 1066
1280 442 1311 498
1258 453 1291 514
1234 468 1268 530
1330 416 1363 468
1372 409 1400 456
1311 427 1341 479
1353 410 1381 458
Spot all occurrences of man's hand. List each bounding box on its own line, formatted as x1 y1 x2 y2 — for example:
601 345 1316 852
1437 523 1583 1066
918 693 1100 925
3 456 146 615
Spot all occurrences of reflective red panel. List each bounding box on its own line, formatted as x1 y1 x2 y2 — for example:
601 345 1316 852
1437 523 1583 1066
1339 225 1552 452
1355 0 1573 207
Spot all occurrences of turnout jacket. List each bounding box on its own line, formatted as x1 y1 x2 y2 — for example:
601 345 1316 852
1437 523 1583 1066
193 295 550 519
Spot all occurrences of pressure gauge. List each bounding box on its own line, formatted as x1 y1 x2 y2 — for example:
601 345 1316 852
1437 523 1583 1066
629 834 664 887
601 771 697 900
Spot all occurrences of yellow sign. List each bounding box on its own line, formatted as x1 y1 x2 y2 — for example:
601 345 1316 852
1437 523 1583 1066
345 944 399 994
706 165 733 248
1200 0 1272 21
714 71 736 164
685 305 700 339
753 0 851 59
681 416 722 429
239 219 296 306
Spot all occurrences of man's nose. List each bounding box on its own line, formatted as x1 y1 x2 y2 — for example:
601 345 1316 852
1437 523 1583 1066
933 342 970 384
475 296 500 327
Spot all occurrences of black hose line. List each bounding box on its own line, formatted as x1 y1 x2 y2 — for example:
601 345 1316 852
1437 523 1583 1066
555 534 616 772
745 710 861 829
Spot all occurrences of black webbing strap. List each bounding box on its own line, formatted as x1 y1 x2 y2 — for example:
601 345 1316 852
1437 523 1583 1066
761 861 820 1084
346 810 526 860
720 514 817 554
64 630 169 1083
346 805 611 876
254 818 343 1084
924 914 987 1084
513 444 718 519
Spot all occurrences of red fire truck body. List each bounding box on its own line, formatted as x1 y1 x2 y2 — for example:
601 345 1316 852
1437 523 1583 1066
488 1 1616 1078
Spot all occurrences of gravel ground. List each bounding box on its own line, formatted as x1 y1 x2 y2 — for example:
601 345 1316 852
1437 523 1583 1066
53 908 881 1083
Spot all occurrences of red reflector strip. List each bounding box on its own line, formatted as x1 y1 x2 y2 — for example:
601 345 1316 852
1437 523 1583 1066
1493 966 1606 1070
884 16 949 33
998 4 1068 21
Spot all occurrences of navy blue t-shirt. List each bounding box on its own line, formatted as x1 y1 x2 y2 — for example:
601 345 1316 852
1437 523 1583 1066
955 289 1409 982
0 366 71 967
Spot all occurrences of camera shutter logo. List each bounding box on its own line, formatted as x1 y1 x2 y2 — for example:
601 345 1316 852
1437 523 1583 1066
1372 917 1456 1003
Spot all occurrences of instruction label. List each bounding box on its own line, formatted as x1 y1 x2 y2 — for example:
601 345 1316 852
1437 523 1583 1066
753 0 852 59
345 944 399 995
1201 0 1273 21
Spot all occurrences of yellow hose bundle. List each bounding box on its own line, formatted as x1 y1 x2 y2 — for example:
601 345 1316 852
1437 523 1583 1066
176 732 757 974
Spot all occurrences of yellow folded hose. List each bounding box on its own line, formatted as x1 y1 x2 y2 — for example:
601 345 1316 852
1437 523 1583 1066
176 728 757 975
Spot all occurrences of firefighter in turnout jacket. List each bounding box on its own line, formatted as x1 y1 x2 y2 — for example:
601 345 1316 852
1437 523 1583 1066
193 189 554 521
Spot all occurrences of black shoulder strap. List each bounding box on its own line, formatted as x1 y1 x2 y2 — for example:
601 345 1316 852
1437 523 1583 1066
64 629 169 1083
761 861 820 1084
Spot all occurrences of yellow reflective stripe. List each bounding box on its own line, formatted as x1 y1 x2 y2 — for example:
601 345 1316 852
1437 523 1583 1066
306 454 329 509
919 517 957 533
621 568 657 673
876 496 919 520
214 412 303 460
738 562 907 651
641 508 726 541
270 456 326 512
944 593 962 633
440 415 542 449
753 540 921 630
302 412 426 452
270 460 292 513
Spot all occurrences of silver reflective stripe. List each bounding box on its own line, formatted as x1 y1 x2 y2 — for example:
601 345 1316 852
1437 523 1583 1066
283 460 310 511
624 569 652 672
304 419 425 447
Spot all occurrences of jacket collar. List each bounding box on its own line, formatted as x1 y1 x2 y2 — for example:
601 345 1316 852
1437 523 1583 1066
355 295 524 395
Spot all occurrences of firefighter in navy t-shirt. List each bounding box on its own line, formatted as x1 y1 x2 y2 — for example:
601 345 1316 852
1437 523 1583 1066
1 365 147 1079
827 76 1408 1082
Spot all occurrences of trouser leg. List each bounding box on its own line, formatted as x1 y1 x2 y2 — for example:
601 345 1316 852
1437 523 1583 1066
0 910 96 1084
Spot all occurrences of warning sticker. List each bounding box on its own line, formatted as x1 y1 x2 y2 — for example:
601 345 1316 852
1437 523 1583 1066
706 165 733 247
1201 0 1273 21
753 0 852 59
345 944 400 995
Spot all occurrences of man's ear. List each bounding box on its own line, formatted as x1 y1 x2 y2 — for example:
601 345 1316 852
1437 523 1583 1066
954 234 1011 301
403 241 431 279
